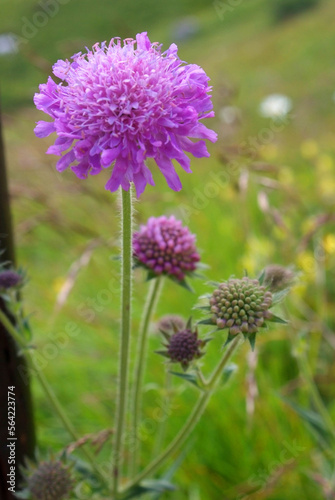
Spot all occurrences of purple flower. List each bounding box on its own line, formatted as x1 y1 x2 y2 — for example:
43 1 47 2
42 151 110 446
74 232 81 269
0 270 22 290
133 215 200 281
157 321 206 371
34 33 217 197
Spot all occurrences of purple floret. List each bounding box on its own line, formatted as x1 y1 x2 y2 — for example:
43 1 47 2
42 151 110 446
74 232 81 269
133 215 200 280
34 32 217 197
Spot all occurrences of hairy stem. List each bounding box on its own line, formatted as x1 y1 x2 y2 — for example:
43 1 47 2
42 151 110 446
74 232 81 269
130 277 163 476
121 334 242 494
112 188 133 496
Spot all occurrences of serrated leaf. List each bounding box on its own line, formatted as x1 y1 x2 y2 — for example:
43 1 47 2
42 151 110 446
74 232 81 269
169 371 203 390
268 313 288 324
197 318 215 326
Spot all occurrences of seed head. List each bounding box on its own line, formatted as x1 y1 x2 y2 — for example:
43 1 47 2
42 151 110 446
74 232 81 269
209 277 273 336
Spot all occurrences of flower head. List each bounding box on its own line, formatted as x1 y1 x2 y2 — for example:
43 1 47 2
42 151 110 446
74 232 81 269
34 32 217 197
263 264 295 292
157 320 206 370
157 315 186 334
0 269 22 290
208 277 273 336
25 459 74 500
133 215 200 282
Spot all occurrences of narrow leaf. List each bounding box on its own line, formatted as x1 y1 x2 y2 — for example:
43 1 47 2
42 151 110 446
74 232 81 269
197 318 215 326
169 371 203 390
248 332 257 351
268 313 288 324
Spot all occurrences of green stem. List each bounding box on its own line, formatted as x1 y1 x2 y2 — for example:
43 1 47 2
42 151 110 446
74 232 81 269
121 334 242 495
0 309 108 488
130 277 163 476
112 188 133 496
152 369 171 459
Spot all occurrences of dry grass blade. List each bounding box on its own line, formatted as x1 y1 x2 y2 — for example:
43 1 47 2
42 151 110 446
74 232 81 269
54 238 102 314
64 428 114 456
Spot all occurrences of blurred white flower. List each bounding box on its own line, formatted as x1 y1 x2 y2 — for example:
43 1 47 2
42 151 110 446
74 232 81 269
259 93 292 119
0 33 18 56
219 106 241 125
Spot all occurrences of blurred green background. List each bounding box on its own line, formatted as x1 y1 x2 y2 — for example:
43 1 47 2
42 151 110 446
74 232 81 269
1 0 335 498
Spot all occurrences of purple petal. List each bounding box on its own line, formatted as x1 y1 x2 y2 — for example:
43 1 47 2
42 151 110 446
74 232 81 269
136 32 151 51
47 138 73 155
178 138 210 158
101 146 122 167
71 159 90 179
105 157 128 192
34 121 56 138
56 150 75 172
156 156 182 191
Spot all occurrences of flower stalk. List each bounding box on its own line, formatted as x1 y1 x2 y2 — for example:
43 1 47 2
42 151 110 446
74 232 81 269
0 309 108 488
121 334 243 495
112 187 133 495
130 276 163 476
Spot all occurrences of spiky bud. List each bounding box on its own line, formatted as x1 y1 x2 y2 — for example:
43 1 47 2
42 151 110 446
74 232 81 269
27 460 74 500
209 277 273 336
133 216 200 282
0 270 22 290
263 264 295 292
157 315 186 335
157 320 206 370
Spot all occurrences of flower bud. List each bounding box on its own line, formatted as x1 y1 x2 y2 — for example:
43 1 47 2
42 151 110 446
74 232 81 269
0 270 22 290
26 459 74 500
208 277 273 337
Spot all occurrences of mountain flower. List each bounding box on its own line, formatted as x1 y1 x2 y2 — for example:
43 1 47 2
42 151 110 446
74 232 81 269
34 33 217 197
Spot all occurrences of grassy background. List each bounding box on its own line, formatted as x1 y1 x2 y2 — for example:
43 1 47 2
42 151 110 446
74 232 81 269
1 0 335 498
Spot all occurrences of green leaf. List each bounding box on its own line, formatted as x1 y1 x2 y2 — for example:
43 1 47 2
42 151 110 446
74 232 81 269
272 288 290 304
193 305 211 311
146 270 159 281
248 332 257 351
258 269 265 285
223 332 236 347
169 371 203 390
197 317 215 326
122 479 176 499
155 350 170 358
268 313 288 324
222 363 238 384
280 396 333 449
14 489 30 499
